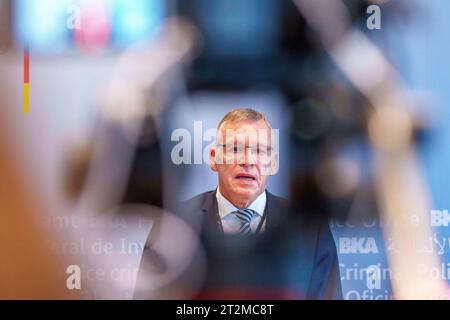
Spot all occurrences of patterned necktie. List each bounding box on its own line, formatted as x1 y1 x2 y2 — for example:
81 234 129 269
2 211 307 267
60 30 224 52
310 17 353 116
231 209 256 234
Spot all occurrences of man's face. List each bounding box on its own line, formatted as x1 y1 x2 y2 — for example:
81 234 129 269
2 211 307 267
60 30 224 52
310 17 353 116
210 119 277 208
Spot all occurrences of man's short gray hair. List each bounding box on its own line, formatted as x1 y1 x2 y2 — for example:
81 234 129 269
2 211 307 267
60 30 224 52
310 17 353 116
217 108 272 130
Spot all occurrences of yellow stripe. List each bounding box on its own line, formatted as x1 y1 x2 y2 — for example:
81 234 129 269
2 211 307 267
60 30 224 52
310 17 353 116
23 83 29 114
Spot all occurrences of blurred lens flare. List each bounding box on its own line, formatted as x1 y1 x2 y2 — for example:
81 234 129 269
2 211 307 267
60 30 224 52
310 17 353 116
14 0 166 53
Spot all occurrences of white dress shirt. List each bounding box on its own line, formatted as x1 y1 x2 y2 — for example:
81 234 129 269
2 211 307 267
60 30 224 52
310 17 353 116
216 188 267 234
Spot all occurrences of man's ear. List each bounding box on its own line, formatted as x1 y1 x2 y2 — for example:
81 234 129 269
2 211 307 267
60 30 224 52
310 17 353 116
270 151 279 175
210 147 218 172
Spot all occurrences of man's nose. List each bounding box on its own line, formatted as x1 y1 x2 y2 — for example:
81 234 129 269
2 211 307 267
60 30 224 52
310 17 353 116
242 147 256 166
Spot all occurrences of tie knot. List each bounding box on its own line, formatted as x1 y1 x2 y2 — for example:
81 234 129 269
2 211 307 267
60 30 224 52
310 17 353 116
232 209 256 226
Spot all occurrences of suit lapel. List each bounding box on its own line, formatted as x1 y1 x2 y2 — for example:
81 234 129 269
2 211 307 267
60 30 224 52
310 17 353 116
265 191 282 231
201 190 222 234
264 191 272 230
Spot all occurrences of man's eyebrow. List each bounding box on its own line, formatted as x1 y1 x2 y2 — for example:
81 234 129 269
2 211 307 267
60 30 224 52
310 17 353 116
257 143 272 148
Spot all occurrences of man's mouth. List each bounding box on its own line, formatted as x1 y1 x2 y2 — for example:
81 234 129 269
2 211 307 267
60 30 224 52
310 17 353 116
235 173 257 181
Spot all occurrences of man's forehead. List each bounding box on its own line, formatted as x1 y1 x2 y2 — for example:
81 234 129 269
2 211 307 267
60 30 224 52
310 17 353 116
219 130 272 145
219 120 271 134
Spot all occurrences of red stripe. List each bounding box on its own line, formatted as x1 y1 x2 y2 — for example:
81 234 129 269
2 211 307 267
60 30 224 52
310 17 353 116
24 47 29 84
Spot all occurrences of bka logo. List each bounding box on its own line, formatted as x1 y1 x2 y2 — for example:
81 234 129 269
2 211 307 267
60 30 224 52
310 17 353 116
431 210 450 227
339 237 379 254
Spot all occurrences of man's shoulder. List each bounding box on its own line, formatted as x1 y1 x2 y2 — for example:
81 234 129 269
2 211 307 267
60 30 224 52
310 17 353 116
266 191 289 209
182 190 215 208
176 190 216 229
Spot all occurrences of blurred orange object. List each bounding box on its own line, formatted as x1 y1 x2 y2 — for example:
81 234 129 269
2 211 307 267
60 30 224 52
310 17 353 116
0 90 70 299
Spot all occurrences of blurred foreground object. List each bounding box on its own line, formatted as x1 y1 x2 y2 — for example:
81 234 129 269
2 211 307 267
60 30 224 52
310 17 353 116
67 18 204 299
295 0 447 299
0 89 68 299
76 17 199 213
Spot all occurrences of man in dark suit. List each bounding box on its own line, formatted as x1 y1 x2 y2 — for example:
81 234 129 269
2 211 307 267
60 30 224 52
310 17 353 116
182 108 282 235
136 108 342 299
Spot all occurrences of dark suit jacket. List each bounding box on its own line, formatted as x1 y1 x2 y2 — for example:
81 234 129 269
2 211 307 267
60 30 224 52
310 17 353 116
179 190 288 235
136 190 342 300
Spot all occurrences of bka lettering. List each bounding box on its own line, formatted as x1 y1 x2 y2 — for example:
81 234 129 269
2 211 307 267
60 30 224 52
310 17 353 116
339 237 379 254
431 210 450 227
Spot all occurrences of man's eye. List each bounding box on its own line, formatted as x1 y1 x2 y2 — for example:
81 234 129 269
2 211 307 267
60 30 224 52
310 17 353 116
257 148 270 155
226 146 239 153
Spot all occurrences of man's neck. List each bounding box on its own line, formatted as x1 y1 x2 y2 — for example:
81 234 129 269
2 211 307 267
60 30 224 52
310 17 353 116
218 187 262 209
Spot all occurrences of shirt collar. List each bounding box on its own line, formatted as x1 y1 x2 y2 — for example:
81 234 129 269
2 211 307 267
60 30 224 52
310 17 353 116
216 188 266 220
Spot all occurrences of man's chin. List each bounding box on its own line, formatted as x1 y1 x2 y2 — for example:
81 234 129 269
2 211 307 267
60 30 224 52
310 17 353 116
231 186 260 198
